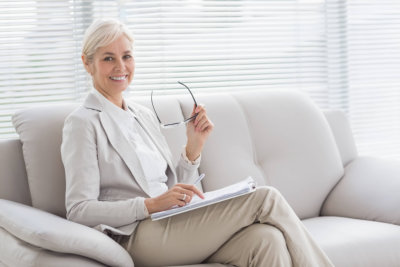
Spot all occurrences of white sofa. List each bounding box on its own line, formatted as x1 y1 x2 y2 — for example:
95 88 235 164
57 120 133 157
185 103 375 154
1 90 400 267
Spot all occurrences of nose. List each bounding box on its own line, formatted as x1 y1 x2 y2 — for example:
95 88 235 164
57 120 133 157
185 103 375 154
114 58 124 71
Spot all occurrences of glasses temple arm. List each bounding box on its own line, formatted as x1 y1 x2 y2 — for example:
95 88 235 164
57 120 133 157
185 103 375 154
178 81 198 107
150 90 162 124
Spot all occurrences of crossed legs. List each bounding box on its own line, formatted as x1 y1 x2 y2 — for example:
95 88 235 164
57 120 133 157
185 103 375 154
120 186 333 267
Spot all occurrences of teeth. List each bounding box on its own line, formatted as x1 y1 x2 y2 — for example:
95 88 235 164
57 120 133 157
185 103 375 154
110 76 126 81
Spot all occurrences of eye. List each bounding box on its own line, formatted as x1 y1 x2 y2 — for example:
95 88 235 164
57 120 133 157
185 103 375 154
123 55 132 60
104 57 113 62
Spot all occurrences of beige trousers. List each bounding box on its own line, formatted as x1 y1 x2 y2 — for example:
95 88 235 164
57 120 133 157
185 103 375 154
120 187 334 267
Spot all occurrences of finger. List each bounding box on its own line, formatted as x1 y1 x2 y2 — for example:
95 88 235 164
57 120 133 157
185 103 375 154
183 193 192 203
180 188 195 198
204 119 214 131
198 122 210 133
184 194 192 203
194 111 206 126
195 103 205 112
194 104 206 116
178 184 205 199
173 187 195 201
195 117 209 131
174 191 192 205
193 105 207 126
171 185 184 192
190 104 196 116
176 199 187 207
196 115 212 131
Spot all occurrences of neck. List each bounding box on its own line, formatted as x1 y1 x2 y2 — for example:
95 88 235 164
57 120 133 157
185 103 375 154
95 88 124 109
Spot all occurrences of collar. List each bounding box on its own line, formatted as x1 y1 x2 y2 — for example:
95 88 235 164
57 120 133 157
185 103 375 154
84 89 141 117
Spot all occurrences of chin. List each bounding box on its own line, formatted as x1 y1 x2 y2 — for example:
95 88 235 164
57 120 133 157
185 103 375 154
110 83 129 92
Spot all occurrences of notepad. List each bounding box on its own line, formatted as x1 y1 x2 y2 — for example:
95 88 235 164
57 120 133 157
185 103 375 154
151 176 257 221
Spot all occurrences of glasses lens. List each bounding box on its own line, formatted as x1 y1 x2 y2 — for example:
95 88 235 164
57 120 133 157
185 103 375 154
153 82 197 128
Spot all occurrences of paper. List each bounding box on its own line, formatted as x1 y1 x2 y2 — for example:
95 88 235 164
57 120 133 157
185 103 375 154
151 176 257 221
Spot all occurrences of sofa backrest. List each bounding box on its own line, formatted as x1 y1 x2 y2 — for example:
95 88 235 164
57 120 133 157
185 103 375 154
3 90 349 219
186 91 345 219
323 110 358 167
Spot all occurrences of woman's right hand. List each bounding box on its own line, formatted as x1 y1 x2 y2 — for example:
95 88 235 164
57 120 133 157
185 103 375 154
144 184 204 214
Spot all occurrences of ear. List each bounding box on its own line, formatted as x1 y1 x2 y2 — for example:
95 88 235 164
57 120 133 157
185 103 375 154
81 54 92 75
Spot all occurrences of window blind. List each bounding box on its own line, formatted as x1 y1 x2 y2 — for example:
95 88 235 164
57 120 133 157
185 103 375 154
1 0 400 159
1 0 328 136
344 0 400 158
0 1 86 138
124 1 328 96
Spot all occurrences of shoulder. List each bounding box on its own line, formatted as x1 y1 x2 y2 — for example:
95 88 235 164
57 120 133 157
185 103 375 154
63 105 100 133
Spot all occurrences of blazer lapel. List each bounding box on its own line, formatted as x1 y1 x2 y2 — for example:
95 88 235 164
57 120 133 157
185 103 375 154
84 92 152 196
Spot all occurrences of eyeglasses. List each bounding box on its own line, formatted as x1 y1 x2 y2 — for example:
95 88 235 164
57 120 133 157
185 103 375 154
151 81 198 129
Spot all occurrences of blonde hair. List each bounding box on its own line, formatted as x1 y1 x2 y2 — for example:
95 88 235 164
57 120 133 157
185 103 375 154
82 19 134 62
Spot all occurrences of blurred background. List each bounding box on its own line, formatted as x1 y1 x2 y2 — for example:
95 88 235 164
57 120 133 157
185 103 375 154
1 0 400 159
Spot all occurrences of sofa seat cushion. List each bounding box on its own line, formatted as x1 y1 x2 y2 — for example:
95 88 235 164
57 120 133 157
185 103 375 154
303 216 400 267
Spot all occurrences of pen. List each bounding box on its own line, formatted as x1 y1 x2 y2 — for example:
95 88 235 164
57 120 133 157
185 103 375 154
193 173 205 185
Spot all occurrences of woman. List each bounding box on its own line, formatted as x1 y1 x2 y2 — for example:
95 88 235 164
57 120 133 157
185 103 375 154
61 19 334 267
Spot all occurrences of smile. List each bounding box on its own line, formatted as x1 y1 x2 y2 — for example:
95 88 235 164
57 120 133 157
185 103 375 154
110 75 128 81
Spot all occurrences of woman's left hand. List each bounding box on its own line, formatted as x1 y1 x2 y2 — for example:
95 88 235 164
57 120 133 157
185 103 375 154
185 104 214 161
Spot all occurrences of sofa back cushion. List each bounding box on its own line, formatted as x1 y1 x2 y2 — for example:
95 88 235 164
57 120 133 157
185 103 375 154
12 104 78 217
182 90 344 219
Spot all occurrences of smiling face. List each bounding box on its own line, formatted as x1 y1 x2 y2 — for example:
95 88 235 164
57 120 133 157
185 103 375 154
82 34 134 106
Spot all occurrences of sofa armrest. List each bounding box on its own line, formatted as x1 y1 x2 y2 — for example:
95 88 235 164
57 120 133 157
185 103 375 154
321 156 400 225
0 227 106 267
323 110 358 166
0 199 133 267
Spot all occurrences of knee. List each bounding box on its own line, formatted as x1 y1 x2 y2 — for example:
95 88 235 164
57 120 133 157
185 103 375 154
246 224 287 251
256 186 283 199
255 225 292 266
260 225 286 250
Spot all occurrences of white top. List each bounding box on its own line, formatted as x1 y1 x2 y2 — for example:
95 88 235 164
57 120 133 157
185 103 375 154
93 90 168 197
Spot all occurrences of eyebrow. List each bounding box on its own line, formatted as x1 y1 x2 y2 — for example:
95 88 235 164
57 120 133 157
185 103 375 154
102 51 131 56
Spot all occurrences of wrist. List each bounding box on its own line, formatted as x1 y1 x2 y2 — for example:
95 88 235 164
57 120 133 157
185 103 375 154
185 146 201 162
144 198 156 214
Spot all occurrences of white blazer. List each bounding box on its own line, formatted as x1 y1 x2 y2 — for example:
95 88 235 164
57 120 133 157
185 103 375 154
61 91 199 236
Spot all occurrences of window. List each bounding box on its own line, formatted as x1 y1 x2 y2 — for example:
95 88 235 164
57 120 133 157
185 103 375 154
345 0 400 158
1 0 400 159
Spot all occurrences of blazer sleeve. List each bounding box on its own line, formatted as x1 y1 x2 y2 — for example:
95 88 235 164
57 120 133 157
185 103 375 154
61 113 148 228
175 149 201 184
